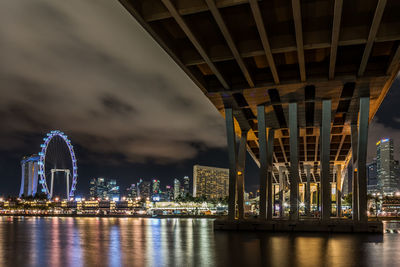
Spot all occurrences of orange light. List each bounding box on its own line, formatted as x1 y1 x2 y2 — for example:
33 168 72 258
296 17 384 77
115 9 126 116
237 171 243 176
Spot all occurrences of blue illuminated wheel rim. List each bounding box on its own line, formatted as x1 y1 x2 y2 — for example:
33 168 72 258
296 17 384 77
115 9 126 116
38 130 78 199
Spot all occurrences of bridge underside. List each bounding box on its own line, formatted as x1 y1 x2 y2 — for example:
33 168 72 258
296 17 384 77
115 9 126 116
119 0 400 226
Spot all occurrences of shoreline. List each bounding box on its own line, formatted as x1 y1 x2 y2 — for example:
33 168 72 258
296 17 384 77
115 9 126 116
1 213 399 221
0 213 222 219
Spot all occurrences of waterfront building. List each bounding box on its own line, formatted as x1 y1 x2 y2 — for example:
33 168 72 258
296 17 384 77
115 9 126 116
89 178 120 200
193 165 229 199
152 179 160 196
138 179 151 200
107 179 120 201
19 155 40 197
367 160 379 194
377 139 399 195
174 179 181 200
183 176 190 196
165 185 174 201
126 184 137 199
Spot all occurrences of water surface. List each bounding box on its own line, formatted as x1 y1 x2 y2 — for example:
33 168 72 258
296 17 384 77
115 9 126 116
0 217 399 267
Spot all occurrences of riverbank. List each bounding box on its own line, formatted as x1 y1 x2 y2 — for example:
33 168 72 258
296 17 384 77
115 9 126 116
0 213 222 219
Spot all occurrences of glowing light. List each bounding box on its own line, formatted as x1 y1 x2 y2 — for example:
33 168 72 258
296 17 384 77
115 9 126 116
299 202 305 208
237 171 243 175
382 138 389 143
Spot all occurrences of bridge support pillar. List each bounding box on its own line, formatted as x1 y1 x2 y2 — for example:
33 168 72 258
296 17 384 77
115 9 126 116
266 128 275 221
336 165 342 217
357 96 369 222
305 164 311 216
321 99 332 222
278 166 285 217
237 130 248 220
257 105 268 220
289 102 299 221
351 124 359 222
225 108 238 220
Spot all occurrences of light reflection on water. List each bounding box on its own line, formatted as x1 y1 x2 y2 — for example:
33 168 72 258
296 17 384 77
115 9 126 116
0 217 399 267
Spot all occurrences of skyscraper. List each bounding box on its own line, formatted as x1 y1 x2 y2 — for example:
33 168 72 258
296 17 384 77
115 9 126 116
183 176 190 196
19 155 40 197
107 179 120 201
193 165 229 199
165 185 174 201
126 184 137 199
174 179 181 200
138 179 151 200
89 178 120 200
377 138 399 195
367 159 378 194
152 179 160 196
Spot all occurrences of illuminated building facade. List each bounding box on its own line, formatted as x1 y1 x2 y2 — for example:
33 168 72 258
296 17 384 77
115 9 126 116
89 178 120 200
19 155 40 197
152 179 160 196
164 185 174 201
174 179 181 200
193 165 229 199
367 160 378 194
183 176 190 196
377 139 399 195
138 179 151 200
126 184 137 199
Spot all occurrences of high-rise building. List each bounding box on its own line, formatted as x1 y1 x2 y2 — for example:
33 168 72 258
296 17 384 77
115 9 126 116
19 155 40 197
183 176 190 196
164 185 174 201
193 165 229 199
138 179 151 200
152 179 160 196
367 160 378 186
174 179 181 200
367 160 378 194
89 178 120 200
107 179 120 201
377 138 399 195
126 184 137 199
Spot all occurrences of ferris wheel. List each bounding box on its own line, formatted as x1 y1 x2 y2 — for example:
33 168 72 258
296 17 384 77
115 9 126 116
38 130 78 199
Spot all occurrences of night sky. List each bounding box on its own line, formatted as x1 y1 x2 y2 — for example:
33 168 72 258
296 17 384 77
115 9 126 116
0 0 399 197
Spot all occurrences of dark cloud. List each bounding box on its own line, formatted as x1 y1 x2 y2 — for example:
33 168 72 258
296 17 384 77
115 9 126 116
0 0 226 164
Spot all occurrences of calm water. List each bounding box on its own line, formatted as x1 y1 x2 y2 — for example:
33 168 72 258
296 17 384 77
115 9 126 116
0 217 399 267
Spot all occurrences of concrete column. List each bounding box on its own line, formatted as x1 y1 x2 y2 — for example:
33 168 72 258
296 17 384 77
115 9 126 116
266 128 275 221
289 102 299 221
321 99 332 221
357 96 370 222
336 165 342 217
225 108 238 220
278 166 285 217
305 165 311 216
317 182 320 212
257 105 268 220
351 124 359 221
237 130 248 220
